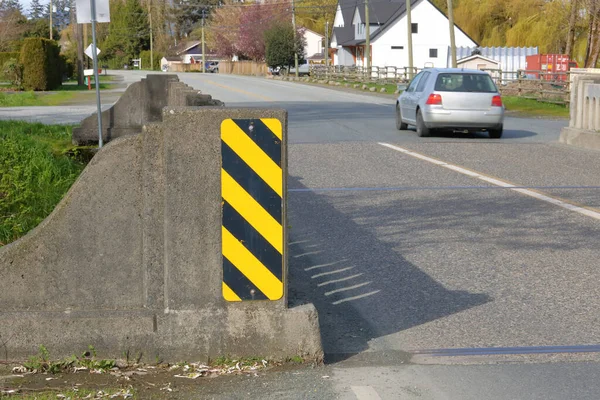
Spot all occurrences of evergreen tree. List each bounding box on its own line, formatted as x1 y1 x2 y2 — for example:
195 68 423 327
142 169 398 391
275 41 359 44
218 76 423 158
29 0 47 19
0 0 24 15
102 0 149 59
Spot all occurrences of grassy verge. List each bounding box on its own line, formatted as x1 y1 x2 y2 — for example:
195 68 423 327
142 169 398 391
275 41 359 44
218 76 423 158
502 96 569 118
0 121 92 245
0 89 114 106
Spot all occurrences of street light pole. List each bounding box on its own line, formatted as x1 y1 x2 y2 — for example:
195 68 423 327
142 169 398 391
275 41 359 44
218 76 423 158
89 0 103 148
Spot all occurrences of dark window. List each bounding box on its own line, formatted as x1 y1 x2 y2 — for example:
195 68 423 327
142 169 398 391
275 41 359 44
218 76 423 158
391 46 404 50
434 73 498 93
416 72 430 92
429 48 438 58
411 23 418 33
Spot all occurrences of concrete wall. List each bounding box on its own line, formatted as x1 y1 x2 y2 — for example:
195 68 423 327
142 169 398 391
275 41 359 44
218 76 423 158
0 106 322 363
559 72 600 150
72 75 224 145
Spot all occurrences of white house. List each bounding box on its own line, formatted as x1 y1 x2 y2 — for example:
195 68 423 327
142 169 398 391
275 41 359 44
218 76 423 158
330 0 478 69
302 28 325 62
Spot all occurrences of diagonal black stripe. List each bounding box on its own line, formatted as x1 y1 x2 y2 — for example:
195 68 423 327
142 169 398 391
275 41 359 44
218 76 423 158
223 257 268 301
222 141 282 224
222 201 283 281
232 119 281 166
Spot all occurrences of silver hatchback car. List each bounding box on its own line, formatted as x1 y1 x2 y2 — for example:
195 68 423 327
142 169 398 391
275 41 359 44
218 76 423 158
396 68 505 138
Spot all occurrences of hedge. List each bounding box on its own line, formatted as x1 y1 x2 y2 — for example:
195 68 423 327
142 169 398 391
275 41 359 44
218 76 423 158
140 50 164 71
20 38 62 91
0 52 20 80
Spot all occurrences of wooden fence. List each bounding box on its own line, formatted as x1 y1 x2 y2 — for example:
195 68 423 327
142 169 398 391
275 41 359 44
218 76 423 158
168 63 203 72
310 65 571 104
219 61 268 76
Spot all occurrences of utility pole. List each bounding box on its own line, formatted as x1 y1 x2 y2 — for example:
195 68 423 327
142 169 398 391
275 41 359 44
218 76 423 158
49 0 53 40
291 0 299 78
84 24 89 68
201 9 206 73
406 0 414 79
447 0 457 67
325 21 329 68
365 0 370 76
150 12 154 71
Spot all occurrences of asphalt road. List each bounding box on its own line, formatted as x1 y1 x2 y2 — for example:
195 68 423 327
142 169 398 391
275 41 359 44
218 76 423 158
6 70 600 399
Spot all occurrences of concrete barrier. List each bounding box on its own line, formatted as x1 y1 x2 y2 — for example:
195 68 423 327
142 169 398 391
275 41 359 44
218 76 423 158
559 71 600 150
0 103 323 362
72 74 224 145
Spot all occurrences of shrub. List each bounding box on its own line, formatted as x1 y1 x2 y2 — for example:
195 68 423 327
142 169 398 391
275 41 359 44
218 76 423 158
2 59 24 88
20 38 62 91
0 52 19 79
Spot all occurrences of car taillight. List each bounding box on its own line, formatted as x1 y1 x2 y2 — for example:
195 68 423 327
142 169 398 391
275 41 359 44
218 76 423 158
492 95 503 107
426 94 442 105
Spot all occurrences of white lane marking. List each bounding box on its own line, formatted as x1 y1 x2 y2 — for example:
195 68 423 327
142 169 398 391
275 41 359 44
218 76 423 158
324 281 371 296
293 250 323 258
332 290 381 305
351 386 383 400
304 259 348 271
379 142 600 221
317 273 364 287
311 267 354 279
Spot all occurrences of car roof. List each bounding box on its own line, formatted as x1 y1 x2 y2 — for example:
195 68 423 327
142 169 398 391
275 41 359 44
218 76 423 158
425 67 490 74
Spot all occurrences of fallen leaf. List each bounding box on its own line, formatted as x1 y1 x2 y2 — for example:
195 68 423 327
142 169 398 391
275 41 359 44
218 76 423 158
11 366 27 373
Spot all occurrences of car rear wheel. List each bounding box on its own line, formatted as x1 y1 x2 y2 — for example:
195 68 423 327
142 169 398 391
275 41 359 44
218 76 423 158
395 104 408 130
489 126 503 139
416 110 430 137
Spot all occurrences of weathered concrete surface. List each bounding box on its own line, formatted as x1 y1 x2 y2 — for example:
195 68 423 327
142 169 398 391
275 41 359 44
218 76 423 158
559 126 600 150
72 74 225 145
559 73 600 150
0 107 323 363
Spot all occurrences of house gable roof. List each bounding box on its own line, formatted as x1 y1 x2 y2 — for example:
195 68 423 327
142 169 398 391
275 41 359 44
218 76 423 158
457 54 499 64
334 0 478 47
302 27 325 38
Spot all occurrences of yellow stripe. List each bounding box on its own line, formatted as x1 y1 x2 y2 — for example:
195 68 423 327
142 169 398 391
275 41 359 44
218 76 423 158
261 118 283 140
222 282 242 302
221 119 282 197
222 169 283 254
222 227 283 300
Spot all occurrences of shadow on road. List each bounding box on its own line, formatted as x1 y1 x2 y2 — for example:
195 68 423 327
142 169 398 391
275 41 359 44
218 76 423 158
286 175 491 363
402 129 538 140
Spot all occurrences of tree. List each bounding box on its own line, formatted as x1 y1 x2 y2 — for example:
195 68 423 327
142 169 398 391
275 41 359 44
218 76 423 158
169 0 220 40
265 22 306 69
0 8 27 52
101 0 150 61
28 0 47 19
0 0 24 14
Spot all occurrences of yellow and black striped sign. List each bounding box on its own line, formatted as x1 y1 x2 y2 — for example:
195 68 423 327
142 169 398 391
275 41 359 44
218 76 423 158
221 118 284 301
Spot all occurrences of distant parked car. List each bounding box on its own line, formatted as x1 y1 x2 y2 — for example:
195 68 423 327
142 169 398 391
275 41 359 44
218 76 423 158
206 61 219 73
396 68 505 138
288 62 310 76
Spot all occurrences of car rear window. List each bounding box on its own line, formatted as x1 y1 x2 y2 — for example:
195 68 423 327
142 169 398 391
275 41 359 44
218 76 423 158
434 73 497 93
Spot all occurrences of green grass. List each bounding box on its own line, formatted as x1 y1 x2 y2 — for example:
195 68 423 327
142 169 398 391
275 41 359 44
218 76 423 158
501 96 569 118
0 121 90 246
55 82 113 91
0 91 88 106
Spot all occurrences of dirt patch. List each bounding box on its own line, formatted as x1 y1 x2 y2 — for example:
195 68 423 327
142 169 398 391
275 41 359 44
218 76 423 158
0 360 310 399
